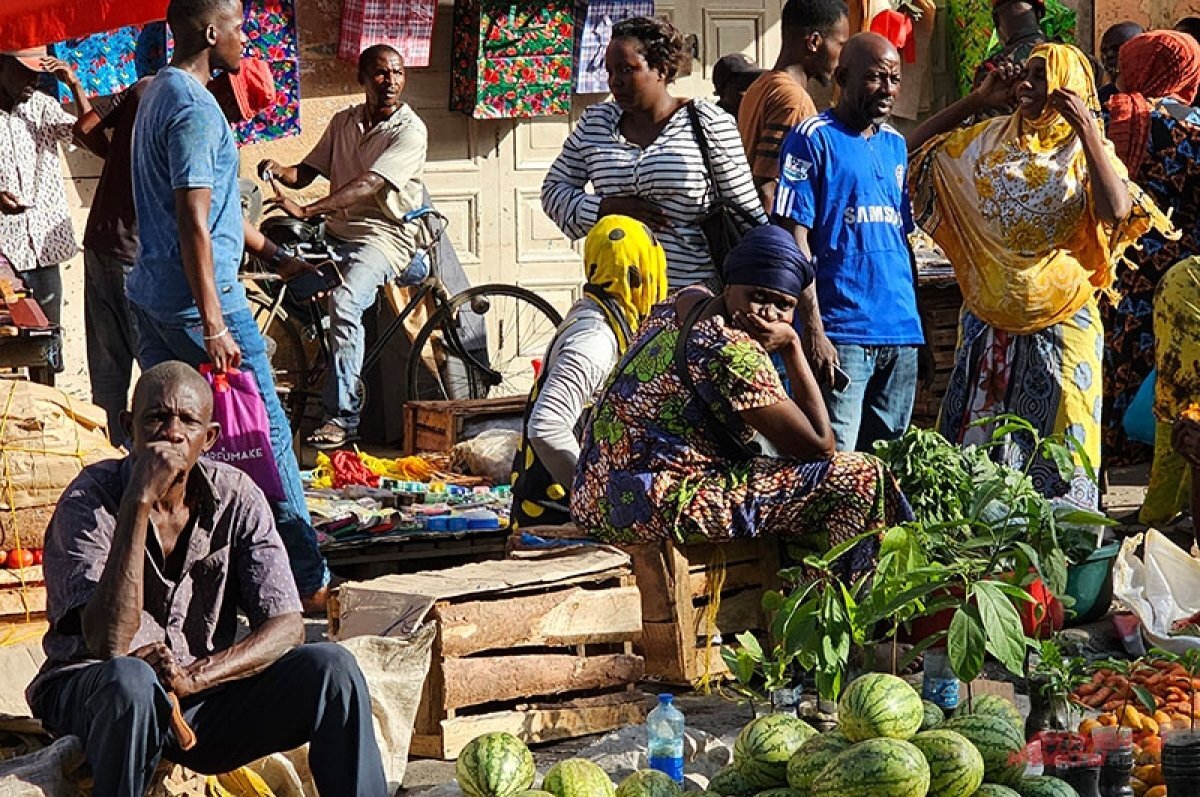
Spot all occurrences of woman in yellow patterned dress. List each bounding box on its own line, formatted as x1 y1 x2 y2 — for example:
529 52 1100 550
906 44 1170 507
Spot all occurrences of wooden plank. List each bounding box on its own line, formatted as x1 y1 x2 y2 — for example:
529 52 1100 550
639 621 690 683
687 644 733 684
623 543 675 623
0 582 45 618
688 560 766 599
410 691 652 759
437 585 642 657
441 653 644 710
691 588 766 640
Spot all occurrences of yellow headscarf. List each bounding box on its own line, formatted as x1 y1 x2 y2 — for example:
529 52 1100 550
910 43 1173 335
582 215 668 352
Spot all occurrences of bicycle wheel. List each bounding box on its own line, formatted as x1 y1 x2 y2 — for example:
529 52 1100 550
404 284 562 403
246 288 316 430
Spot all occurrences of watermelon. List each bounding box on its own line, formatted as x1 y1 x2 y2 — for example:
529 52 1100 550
542 759 616 797
940 714 1026 786
1013 776 1079 797
838 673 925 742
922 700 946 730
708 766 758 796
754 790 802 796
971 787 1022 797
455 732 536 797
810 738 930 797
786 731 853 790
911 729 985 797
615 770 681 797
733 714 817 788
956 695 1025 734
514 793 556 797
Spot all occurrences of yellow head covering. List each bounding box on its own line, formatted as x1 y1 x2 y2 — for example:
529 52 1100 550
909 43 1173 334
582 215 668 352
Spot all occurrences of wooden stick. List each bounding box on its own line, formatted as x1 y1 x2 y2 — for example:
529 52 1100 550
167 692 197 750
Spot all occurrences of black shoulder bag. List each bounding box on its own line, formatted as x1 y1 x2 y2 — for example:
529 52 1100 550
673 295 758 462
684 101 762 273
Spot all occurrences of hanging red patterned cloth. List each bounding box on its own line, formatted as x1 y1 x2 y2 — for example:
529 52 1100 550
0 0 168 50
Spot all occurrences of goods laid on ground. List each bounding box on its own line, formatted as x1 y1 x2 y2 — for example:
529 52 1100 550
448 674 1079 797
331 548 648 759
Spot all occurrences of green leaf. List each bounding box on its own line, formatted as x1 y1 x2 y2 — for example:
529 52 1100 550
863 580 953 624
734 631 764 662
899 631 948 671
821 528 881 566
948 605 986 683
762 590 786 613
1132 684 1158 716
974 581 1029 676
1044 441 1077 482
987 580 1036 604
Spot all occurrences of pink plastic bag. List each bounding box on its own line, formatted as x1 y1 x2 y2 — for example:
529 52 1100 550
201 365 285 503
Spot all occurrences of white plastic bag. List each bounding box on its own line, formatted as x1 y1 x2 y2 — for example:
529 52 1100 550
1112 528 1200 654
450 429 521 484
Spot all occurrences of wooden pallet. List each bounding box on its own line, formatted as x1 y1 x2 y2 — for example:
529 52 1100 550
623 538 782 685
402 396 528 454
911 280 963 429
406 566 648 758
0 565 45 622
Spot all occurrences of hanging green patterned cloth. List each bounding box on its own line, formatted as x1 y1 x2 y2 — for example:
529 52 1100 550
948 0 1076 98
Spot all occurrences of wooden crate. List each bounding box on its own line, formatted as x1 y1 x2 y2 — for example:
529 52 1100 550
0 566 45 623
911 280 963 429
402 396 528 454
408 567 649 758
623 538 782 685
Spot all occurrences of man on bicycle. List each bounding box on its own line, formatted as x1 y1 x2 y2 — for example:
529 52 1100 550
258 44 427 449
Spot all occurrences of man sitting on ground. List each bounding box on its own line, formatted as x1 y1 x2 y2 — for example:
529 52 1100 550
258 43 428 450
27 361 386 796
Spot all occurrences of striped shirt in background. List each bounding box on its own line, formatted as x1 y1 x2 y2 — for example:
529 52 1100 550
737 71 818 213
541 99 766 287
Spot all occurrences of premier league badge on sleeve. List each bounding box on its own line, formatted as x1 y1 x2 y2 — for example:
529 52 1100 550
783 153 812 183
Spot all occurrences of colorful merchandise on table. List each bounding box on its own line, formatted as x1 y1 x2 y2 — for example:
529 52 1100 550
338 0 438 67
450 0 575 119
573 0 653 94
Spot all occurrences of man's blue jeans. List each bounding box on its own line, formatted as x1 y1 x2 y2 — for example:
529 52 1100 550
323 238 401 434
822 344 918 452
128 301 329 597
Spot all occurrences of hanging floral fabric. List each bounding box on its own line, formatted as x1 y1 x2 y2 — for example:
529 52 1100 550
450 0 575 119
47 23 169 101
573 0 652 94
338 0 438 67
235 0 301 145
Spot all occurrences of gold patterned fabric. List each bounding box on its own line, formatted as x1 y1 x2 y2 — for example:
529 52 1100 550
910 43 1169 335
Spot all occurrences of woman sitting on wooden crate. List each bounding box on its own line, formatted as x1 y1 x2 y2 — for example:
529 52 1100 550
510 215 668 529
570 225 910 578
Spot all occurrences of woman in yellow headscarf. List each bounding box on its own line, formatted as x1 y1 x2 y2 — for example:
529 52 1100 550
906 43 1171 508
511 215 667 528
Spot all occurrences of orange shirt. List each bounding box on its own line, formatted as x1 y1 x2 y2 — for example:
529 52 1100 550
737 71 818 212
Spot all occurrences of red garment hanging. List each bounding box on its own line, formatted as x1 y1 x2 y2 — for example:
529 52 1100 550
0 0 168 50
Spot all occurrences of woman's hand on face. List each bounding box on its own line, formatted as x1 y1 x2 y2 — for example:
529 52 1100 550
973 60 1022 110
598 196 669 230
1049 88 1097 136
736 311 799 354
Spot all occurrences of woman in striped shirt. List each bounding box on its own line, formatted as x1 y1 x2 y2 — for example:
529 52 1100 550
541 16 766 288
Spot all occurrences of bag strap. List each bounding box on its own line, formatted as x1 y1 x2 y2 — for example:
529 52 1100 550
685 101 721 202
673 293 756 461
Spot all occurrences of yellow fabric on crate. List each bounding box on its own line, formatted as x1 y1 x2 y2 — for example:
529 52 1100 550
910 43 1171 335
205 767 276 797
581 215 668 352
308 449 436 490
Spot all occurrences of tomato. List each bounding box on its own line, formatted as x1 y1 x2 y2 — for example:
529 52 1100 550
31 548 42 565
7 549 34 569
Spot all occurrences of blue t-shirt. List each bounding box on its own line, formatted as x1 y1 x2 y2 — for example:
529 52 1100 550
773 111 923 346
128 67 246 323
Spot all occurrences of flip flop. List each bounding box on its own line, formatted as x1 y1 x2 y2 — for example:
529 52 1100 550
306 420 359 450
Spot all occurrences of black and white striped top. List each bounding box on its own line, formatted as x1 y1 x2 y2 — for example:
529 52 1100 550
541 99 766 287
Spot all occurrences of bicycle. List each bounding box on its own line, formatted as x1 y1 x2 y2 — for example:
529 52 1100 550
239 206 563 433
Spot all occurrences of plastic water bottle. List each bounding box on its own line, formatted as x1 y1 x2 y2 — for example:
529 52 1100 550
647 693 685 783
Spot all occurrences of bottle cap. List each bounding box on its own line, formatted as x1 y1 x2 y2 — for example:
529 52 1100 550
658 693 674 704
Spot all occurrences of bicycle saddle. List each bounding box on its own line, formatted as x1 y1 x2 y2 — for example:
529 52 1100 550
260 215 327 250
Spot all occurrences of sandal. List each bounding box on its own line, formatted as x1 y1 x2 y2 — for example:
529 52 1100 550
306 420 359 450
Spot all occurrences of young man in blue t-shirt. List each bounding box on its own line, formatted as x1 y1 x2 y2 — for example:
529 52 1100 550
773 32 929 452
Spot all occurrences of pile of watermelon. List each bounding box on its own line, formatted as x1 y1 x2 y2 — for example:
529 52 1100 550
705 673 1083 797
451 677 1083 797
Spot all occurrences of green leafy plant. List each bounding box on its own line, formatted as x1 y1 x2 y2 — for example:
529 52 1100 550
1031 637 1089 700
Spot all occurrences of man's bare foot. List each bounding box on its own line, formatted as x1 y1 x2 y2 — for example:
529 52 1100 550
301 586 329 616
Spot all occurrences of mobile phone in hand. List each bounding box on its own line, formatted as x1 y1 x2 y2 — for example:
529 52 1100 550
831 365 852 393
285 262 342 302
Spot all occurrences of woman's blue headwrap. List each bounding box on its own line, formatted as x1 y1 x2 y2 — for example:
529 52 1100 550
721 224 815 298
